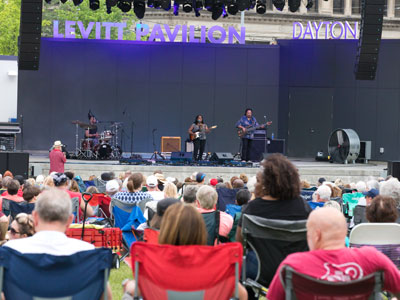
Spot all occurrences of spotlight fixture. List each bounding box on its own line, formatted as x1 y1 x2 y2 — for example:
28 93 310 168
60 0 68 3
72 0 83 6
118 0 132 12
45 0 51 3
173 1 179 15
134 0 146 18
89 0 100 10
237 0 250 11
256 0 266 13
211 1 223 20
195 0 202 8
227 0 238 15
183 0 192 12
288 0 300 12
195 8 201 15
161 0 171 10
272 0 284 10
306 0 313 8
154 0 161 8
148 0 154 6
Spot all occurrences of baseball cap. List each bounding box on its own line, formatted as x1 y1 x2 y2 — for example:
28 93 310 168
209 178 218 186
106 179 120 193
146 175 158 188
196 172 206 183
363 188 379 199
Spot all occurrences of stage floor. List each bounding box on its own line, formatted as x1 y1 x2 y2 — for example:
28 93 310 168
29 153 387 184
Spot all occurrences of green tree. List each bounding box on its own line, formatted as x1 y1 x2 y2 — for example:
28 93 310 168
42 0 138 40
0 0 22 56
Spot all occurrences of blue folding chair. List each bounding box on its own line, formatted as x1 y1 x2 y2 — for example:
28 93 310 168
9 201 35 220
0 247 112 300
216 187 240 211
307 201 325 210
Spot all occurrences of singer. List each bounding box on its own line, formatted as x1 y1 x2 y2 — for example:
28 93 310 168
235 108 272 162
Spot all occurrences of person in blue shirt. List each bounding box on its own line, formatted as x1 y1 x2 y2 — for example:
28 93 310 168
235 108 271 162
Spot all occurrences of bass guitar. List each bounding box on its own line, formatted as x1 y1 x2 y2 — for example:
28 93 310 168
190 125 217 141
237 122 271 138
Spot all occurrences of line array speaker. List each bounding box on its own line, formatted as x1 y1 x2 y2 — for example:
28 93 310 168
354 0 384 80
18 0 42 71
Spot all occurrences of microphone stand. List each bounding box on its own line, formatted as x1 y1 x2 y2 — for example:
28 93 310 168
150 129 164 160
263 116 268 159
130 121 134 158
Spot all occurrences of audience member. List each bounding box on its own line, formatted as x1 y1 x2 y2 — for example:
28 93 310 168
366 195 399 223
267 207 400 299
105 179 120 197
246 176 257 200
86 186 99 194
230 176 239 187
367 179 380 191
196 172 206 185
8 213 35 240
35 174 45 187
149 198 180 230
380 178 400 207
101 172 115 182
300 180 311 189
1 180 24 204
14 175 25 187
224 182 233 189
114 173 153 204
317 177 326 186
355 181 367 193
236 189 251 207
154 172 166 191
43 176 55 189
209 178 218 187
49 141 66 174
232 179 245 189
163 182 178 199
23 185 41 203
3 171 13 178
69 180 80 193
331 185 343 198
314 185 331 203
240 173 248 185
64 171 75 181
323 200 342 212
146 175 164 201
182 185 198 205
196 185 233 240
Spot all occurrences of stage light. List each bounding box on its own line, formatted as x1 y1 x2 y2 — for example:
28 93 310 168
306 0 313 8
154 0 161 8
227 1 238 14
89 0 100 10
288 0 300 12
204 0 212 10
148 0 154 6
195 8 201 15
237 0 250 11
256 0 266 13
183 0 192 12
195 0 203 8
134 0 146 18
161 0 171 10
211 1 223 20
118 0 132 11
73 0 83 6
45 0 51 3
173 1 179 15
272 0 284 10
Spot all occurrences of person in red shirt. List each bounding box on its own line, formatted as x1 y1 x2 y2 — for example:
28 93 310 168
267 207 400 299
49 141 66 174
0 180 25 212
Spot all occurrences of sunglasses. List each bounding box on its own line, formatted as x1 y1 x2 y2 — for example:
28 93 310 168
10 227 20 235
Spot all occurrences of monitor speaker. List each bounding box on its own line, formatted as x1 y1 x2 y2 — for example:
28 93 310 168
170 152 192 163
18 0 42 70
387 161 400 180
0 152 29 179
354 0 384 80
210 152 234 164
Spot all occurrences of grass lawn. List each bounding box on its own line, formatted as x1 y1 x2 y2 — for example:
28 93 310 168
109 262 133 299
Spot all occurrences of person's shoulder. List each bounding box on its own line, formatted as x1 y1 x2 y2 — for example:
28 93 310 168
66 237 96 251
4 236 35 252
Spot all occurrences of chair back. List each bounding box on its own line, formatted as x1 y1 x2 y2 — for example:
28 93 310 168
241 214 308 287
300 190 314 202
71 197 80 223
201 211 220 246
216 188 240 211
352 205 368 226
97 194 111 218
0 247 112 300
1 198 12 216
350 223 400 268
307 201 324 210
93 178 106 193
143 228 160 244
342 193 364 217
281 265 383 300
9 201 35 220
131 242 242 300
138 197 153 214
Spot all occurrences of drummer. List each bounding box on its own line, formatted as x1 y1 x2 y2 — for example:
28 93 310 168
85 115 99 140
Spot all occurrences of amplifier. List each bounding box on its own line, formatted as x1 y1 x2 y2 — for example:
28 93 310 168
171 152 192 163
161 136 181 153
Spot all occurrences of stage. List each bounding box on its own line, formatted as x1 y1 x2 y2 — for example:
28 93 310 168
29 152 387 184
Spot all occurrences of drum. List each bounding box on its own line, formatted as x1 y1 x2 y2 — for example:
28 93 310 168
81 139 93 151
95 143 112 159
101 130 113 142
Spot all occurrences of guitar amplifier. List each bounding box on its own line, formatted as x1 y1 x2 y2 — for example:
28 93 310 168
161 136 181 153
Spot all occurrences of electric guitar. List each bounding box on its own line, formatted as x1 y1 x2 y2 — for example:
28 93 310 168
190 125 217 141
237 122 271 138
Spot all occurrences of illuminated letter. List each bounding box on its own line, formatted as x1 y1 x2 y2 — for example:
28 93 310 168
114 22 126 40
207 26 226 44
345 21 357 39
228 26 245 44
312 22 323 39
331 22 344 39
65 20 76 39
77 21 94 39
292 22 303 39
189 25 199 43
53 20 64 38
303 21 314 39
136 23 149 41
164 24 180 42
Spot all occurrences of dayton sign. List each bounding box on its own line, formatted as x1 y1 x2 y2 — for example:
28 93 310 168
293 21 358 39
52 20 246 44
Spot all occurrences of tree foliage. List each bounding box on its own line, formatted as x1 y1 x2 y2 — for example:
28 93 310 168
0 0 138 56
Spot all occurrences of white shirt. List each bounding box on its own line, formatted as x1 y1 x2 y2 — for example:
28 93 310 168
147 191 164 201
4 230 94 255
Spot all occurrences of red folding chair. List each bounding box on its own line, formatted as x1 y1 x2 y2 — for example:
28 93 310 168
281 265 383 300
143 228 159 244
96 194 111 218
130 242 243 300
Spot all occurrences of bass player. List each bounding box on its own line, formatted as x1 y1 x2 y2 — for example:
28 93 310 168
188 115 212 162
236 108 272 162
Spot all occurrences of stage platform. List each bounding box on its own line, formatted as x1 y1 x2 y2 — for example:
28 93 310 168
29 153 388 184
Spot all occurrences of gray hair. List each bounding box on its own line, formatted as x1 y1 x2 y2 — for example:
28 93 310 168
35 188 72 224
246 176 257 193
380 178 400 206
196 185 218 209
366 179 379 191
315 185 331 201
183 185 198 204
355 181 367 193
323 200 342 212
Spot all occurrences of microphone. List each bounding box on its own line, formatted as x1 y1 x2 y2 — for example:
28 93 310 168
152 128 157 132
122 108 127 115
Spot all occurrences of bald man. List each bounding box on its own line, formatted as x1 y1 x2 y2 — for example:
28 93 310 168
267 207 400 299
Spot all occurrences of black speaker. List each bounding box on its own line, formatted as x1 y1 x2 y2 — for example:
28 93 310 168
210 152 234 164
0 152 29 179
170 152 192 163
387 161 400 180
354 0 384 80
18 0 42 71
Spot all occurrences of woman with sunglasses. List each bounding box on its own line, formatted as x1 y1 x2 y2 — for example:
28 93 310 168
9 213 35 240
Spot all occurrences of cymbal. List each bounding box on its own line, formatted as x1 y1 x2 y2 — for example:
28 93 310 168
79 123 96 129
71 120 82 125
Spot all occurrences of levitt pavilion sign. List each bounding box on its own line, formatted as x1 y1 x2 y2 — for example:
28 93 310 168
52 20 246 44
293 21 358 39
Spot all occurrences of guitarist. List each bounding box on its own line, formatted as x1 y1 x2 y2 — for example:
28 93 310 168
236 108 272 162
188 115 210 161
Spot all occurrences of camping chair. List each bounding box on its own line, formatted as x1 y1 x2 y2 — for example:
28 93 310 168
342 192 364 217
0 247 112 300
217 188 240 211
97 194 112 218
241 214 308 297
350 223 400 268
307 201 324 210
202 210 229 245
93 178 106 193
300 190 314 202
111 197 146 259
352 205 368 226
71 196 80 223
1 198 13 216
9 201 35 220
130 242 243 300
281 265 383 300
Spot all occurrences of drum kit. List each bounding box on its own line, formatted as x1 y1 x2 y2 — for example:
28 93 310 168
71 120 123 160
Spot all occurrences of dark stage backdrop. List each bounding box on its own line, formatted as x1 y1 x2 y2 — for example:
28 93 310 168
18 38 280 154
278 39 400 161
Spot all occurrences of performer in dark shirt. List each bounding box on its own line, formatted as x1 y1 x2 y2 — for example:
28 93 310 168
85 114 99 139
188 115 210 162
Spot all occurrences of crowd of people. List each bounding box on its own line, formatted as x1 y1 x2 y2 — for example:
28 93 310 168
0 153 399 299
